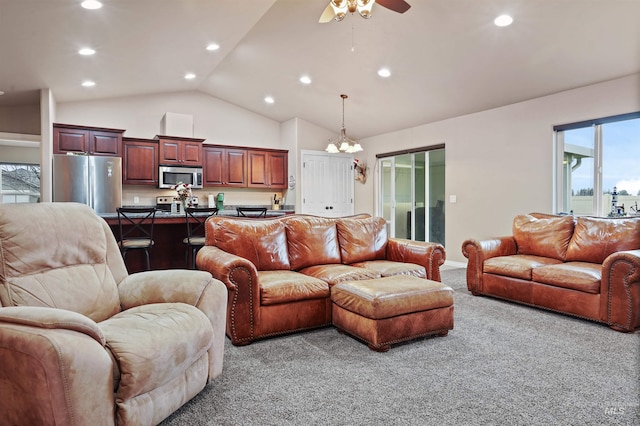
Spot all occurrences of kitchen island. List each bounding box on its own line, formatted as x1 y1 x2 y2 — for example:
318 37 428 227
102 208 293 273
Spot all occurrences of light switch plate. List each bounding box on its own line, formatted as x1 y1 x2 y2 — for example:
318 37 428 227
449 195 457 203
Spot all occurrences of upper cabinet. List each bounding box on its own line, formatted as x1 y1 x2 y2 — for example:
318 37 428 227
247 149 288 189
203 146 247 187
122 137 158 186
156 135 204 166
53 123 124 156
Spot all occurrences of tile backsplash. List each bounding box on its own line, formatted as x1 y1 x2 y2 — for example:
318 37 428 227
122 185 288 208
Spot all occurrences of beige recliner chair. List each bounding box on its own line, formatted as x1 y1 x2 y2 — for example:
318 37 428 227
0 202 227 425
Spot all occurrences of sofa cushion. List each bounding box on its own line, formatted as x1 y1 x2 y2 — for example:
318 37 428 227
210 218 290 271
532 262 601 294
484 255 563 280
285 216 341 271
300 264 380 287
258 270 330 305
336 217 388 265
350 260 426 278
512 214 575 261
566 216 640 264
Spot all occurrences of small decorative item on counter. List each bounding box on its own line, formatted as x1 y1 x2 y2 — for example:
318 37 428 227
172 182 193 211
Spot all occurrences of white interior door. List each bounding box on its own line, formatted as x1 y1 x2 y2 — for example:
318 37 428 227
301 150 354 217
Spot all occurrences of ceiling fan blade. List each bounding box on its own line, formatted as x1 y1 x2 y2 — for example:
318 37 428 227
319 3 336 23
376 0 411 14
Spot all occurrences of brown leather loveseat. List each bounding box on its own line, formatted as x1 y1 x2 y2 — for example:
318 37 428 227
462 213 640 332
197 214 446 345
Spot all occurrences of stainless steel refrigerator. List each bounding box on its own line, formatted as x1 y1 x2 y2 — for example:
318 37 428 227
53 154 122 214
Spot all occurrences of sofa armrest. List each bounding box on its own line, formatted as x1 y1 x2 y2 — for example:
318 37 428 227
196 246 260 346
461 237 517 294
0 307 114 425
601 249 640 332
117 270 228 380
387 238 446 282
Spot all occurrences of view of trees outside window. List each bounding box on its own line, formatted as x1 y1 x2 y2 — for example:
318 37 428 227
561 117 639 216
1 163 41 204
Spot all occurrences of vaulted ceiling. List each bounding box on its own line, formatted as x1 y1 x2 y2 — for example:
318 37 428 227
1 0 639 139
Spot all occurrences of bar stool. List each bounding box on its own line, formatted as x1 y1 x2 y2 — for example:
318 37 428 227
236 207 267 218
116 207 157 271
184 206 219 269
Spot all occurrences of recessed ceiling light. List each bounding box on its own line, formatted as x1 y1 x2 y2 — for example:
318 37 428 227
78 48 95 56
299 75 312 85
378 68 391 78
206 43 220 51
0 91 5 96
264 96 275 104
82 80 96 87
494 14 513 27
184 73 196 80
81 1 103 10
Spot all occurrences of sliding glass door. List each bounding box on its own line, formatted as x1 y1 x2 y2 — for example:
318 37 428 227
379 147 445 246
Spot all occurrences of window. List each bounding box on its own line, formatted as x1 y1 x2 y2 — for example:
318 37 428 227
1 163 41 204
555 113 640 217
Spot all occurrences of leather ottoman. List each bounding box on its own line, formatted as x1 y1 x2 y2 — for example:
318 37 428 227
331 275 454 351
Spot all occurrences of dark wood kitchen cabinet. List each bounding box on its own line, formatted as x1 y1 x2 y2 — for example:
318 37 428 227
203 146 247 187
53 123 124 156
247 149 288 189
156 135 204 167
122 137 158 185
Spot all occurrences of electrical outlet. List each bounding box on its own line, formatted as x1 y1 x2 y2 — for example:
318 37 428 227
449 195 457 203
133 196 140 204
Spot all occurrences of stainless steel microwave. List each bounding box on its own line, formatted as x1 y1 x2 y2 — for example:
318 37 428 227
158 166 203 189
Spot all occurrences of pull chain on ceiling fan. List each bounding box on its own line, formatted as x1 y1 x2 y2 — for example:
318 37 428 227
319 0 411 23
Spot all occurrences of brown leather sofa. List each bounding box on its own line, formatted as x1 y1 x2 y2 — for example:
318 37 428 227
0 202 228 425
462 213 640 332
197 214 446 345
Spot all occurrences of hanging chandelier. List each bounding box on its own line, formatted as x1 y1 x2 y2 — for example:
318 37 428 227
326 94 363 154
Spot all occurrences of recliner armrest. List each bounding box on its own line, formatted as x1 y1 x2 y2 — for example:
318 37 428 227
0 306 105 345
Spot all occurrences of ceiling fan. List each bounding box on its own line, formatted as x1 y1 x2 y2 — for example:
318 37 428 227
319 0 411 23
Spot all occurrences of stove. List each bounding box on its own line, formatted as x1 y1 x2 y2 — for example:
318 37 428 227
156 196 199 211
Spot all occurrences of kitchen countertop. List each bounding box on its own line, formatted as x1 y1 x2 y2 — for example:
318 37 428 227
100 207 294 220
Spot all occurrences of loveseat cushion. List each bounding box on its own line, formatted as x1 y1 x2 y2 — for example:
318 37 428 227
209 218 290 271
565 216 640 264
484 255 563 280
512 214 575 261
336 217 388 265
532 262 601 294
99 302 213 401
258 270 330 305
285 216 341 271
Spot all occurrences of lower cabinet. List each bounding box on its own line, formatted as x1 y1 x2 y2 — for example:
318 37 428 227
122 138 158 185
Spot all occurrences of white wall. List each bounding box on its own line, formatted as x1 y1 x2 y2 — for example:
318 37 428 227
56 90 281 147
358 73 640 264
